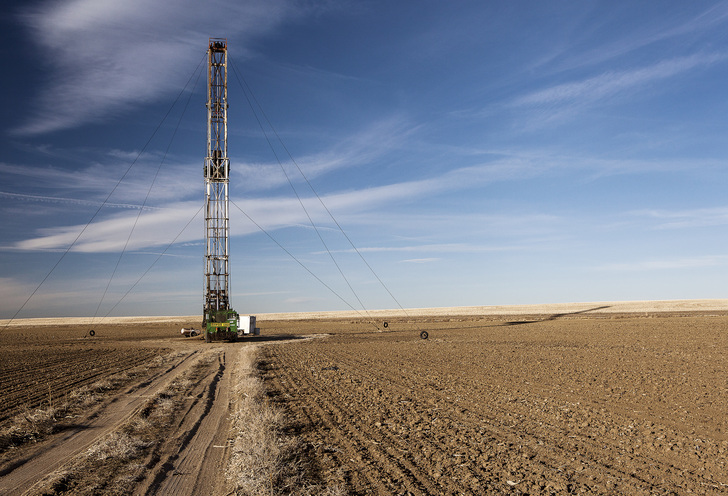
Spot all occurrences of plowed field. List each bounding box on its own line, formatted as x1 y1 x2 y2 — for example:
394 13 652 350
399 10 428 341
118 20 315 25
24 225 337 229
1 307 728 494
0 321 190 423
261 313 728 494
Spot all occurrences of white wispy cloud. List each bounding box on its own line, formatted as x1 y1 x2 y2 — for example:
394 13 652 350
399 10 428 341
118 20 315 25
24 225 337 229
0 157 200 204
233 116 417 190
514 53 726 112
632 206 728 229
14 0 311 135
509 53 726 128
11 200 202 252
529 3 728 78
7 155 537 253
7 148 690 253
11 127 724 255
0 190 153 210
321 243 522 255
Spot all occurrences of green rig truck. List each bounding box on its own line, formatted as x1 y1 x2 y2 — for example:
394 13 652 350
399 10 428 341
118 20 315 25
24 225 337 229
203 309 259 342
204 309 239 342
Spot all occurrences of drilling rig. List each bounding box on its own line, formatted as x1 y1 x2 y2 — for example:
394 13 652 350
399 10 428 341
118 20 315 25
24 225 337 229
202 38 257 341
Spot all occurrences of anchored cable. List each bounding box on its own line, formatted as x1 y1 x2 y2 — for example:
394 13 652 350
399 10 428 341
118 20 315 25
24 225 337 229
2 52 405 331
230 58 409 320
229 199 377 325
101 205 204 319
230 61 379 329
1 53 206 331
230 59 394 327
91 58 205 323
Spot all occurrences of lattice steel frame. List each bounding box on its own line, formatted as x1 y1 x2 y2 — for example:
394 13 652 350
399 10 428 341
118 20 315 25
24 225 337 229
203 38 230 320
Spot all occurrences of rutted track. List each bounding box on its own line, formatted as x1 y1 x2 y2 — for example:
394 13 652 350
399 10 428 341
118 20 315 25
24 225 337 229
0 318 251 496
1 311 727 494
0 349 201 494
0 346 162 423
138 347 235 496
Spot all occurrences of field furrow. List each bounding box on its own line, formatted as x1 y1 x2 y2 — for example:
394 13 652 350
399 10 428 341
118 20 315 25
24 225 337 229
1 310 727 495
262 315 728 495
0 347 162 423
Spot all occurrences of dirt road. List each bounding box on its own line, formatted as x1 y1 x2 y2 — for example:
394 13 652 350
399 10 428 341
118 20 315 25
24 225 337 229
0 322 248 496
1 350 202 494
139 347 235 496
1 307 728 494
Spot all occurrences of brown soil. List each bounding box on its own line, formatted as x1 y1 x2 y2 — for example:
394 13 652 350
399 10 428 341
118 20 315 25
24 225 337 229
0 319 242 495
0 321 199 423
260 313 728 494
1 305 727 494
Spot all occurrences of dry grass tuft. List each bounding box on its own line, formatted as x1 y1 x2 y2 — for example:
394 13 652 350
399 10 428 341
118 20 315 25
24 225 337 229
0 405 64 451
150 395 176 418
69 371 133 408
0 351 186 455
26 351 203 495
85 431 151 462
226 346 346 496
227 346 282 495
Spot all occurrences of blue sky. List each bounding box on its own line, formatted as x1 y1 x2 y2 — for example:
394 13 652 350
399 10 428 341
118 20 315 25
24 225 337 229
3 1 728 318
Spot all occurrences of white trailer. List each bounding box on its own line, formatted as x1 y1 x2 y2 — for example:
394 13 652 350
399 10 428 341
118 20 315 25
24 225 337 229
237 316 260 336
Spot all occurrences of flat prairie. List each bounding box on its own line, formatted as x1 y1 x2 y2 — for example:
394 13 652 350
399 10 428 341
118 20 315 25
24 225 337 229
1 300 727 494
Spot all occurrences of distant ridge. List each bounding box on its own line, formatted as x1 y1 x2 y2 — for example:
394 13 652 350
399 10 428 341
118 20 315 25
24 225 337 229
257 299 728 320
4 299 728 326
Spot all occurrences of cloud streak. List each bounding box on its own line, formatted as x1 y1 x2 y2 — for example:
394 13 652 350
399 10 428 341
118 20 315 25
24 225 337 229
233 116 417 190
0 190 154 210
0 156 202 204
7 155 560 254
513 52 725 124
632 206 728 229
11 146 722 254
14 0 307 135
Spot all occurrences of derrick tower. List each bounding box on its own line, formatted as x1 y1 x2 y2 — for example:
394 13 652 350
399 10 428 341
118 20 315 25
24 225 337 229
203 38 231 326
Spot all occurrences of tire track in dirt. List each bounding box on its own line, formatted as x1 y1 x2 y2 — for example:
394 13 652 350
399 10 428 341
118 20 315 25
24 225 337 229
138 347 234 496
0 348 160 423
0 350 199 495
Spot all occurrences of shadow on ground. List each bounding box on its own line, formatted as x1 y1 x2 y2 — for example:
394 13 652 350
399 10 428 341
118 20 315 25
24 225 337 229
504 305 611 326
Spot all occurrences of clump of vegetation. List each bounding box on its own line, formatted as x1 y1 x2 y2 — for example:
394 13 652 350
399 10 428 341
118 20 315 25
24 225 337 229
226 347 345 496
34 355 202 495
0 352 183 455
85 431 151 462
0 406 63 452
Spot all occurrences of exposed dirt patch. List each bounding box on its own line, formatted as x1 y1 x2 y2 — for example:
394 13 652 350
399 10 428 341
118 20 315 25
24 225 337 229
261 313 728 494
2 306 728 494
0 320 203 425
30 349 231 496
0 320 240 495
0 345 165 425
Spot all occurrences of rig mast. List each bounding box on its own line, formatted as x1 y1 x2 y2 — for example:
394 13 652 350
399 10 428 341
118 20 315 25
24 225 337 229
203 38 232 332
201 39 257 341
